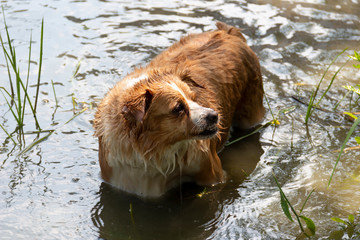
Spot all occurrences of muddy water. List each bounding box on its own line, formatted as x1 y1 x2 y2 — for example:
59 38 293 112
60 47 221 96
1 0 360 239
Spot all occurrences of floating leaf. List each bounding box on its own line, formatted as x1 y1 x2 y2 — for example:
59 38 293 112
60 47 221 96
300 216 316 235
355 137 360 145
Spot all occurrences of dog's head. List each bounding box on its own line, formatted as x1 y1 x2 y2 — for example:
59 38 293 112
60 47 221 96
121 73 219 154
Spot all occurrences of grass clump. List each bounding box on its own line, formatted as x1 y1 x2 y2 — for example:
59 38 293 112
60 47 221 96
0 13 87 155
0 11 44 137
305 49 349 124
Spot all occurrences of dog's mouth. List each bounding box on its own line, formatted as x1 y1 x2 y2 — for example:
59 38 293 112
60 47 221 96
194 126 218 139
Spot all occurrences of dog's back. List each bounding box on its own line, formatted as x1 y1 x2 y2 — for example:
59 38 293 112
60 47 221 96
147 22 264 147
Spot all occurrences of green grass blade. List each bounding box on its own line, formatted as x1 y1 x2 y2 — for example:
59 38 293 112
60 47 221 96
333 90 351 111
22 32 32 122
226 121 272 146
17 106 87 156
18 130 54 156
264 91 275 121
1 14 23 125
0 123 17 145
305 49 347 124
72 59 81 79
0 88 20 124
311 59 349 115
34 18 44 114
305 89 315 124
51 80 58 106
15 66 23 125
65 107 87 125
0 35 15 98
328 117 360 187
2 9 17 65
300 189 314 215
17 76 41 129
272 171 305 233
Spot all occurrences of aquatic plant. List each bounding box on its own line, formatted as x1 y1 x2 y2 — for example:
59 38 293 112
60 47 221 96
272 171 316 238
0 13 44 131
329 212 360 239
305 49 348 124
274 50 360 237
225 92 294 146
328 51 360 187
0 12 87 155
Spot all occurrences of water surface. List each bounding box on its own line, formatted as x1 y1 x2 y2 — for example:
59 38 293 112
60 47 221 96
1 0 360 239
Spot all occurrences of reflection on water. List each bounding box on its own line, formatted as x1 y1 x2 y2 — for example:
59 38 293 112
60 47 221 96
1 0 360 239
91 131 262 239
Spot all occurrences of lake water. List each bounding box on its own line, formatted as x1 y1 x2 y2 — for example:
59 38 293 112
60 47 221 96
1 0 360 239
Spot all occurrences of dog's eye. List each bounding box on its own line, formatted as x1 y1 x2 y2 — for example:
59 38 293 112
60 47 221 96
172 102 186 115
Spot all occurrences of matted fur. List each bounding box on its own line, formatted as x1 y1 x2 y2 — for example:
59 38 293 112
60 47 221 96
93 22 264 198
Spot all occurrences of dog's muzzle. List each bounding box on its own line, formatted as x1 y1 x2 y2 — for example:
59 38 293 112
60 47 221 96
189 101 219 138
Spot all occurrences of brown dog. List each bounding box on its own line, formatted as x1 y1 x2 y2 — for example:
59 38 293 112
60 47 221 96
93 22 264 198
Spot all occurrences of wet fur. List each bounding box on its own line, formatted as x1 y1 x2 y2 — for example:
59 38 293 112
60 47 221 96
93 22 264 198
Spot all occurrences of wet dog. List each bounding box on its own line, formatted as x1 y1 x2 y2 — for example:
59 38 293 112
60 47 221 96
93 22 264 198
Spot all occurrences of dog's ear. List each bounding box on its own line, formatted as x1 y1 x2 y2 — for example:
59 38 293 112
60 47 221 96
122 89 153 123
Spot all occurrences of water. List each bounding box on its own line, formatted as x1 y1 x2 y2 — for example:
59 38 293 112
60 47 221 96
1 0 360 239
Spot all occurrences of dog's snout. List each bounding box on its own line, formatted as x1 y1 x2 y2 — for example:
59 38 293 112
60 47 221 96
205 111 218 124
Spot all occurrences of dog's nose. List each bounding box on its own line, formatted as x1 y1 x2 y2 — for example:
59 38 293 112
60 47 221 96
205 110 218 125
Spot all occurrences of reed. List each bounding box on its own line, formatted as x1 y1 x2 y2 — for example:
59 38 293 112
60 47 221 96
0 11 44 130
305 49 347 124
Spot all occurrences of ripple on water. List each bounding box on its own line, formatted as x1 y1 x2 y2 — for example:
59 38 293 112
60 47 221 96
1 0 360 239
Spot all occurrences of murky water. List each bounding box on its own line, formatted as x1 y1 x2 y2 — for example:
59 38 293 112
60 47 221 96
1 0 360 239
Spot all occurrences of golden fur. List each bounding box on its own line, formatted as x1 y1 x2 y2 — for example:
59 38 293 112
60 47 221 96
93 22 264 198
